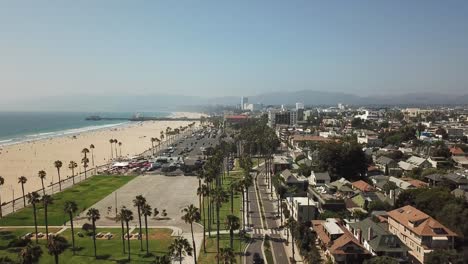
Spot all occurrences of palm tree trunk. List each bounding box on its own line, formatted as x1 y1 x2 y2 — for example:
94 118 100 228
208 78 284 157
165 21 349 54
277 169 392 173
45 205 49 243
126 221 131 260
202 196 206 253
33 204 38 243
72 168 75 185
191 222 197 264
0 192 2 218
21 184 25 206
246 187 250 227
92 220 97 258
230 186 234 214
70 213 75 255
91 150 95 168
121 219 126 253
138 206 143 251
57 169 62 191
110 144 113 159
241 191 245 230
207 188 211 237
198 179 201 210
230 228 234 249
41 179 45 196
145 214 149 255
216 204 220 264
54 254 59 264
179 251 182 264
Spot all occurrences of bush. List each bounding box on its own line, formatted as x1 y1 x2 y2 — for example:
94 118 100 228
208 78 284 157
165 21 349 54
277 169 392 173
8 237 30 247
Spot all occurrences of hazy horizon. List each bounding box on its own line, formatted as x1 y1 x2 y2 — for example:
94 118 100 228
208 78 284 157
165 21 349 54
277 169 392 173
1 1 468 107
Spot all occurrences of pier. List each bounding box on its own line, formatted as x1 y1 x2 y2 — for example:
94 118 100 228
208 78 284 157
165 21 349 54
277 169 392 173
85 115 201 122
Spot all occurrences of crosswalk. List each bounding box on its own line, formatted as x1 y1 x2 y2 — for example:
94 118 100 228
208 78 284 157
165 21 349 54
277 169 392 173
251 228 283 235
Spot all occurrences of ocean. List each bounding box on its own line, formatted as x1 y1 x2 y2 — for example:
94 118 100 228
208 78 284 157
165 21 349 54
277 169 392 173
0 112 170 146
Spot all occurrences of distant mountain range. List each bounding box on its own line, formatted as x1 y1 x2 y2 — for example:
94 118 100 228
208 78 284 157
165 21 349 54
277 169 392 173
2 90 468 111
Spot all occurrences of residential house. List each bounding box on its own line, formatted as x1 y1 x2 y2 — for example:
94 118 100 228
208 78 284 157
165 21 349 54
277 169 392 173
375 156 399 175
346 218 409 262
289 135 331 149
310 171 331 186
351 192 386 211
387 205 457 264
272 155 292 174
280 169 309 193
351 180 375 192
357 135 383 147
286 196 317 222
451 188 468 202
405 156 433 169
312 218 371 264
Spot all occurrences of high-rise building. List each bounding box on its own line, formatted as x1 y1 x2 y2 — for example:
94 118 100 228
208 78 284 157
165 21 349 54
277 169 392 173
296 102 304 110
241 97 248 110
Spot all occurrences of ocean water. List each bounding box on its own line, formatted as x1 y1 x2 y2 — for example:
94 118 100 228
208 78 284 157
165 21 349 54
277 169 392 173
0 112 169 146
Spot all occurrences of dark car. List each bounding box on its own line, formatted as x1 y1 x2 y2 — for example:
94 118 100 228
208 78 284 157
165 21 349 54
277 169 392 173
253 253 264 264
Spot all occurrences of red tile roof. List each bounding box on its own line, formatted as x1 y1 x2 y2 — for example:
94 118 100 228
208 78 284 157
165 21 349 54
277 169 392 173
291 135 331 142
449 147 465 155
352 180 375 192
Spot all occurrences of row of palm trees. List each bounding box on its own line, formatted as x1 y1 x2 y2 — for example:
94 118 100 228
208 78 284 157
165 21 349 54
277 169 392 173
109 139 123 160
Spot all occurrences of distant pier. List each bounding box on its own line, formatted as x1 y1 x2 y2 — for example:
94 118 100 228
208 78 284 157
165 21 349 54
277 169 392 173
85 115 200 122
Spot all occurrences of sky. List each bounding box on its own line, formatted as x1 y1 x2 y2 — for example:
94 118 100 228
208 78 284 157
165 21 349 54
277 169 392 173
1 0 468 104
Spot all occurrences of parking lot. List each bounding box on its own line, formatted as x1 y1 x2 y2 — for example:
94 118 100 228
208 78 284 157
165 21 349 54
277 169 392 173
75 174 202 233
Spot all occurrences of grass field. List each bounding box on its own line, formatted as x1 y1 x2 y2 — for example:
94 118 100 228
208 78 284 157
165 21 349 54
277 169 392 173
201 169 243 232
0 227 173 263
198 234 249 264
0 176 136 226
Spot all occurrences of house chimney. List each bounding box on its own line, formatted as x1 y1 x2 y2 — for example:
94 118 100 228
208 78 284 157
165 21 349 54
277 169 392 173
367 227 373 241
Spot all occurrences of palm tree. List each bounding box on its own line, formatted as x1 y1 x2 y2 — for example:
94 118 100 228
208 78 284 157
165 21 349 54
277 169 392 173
18 176 27 207
0 175 4 218
286 217 297 260
38 170 47 196
47 235 68 264
133 195 146 251
86 208 101 258
81 148 90 179
216 247 236 264
154 254 172 264
68 161 78 185
225 215 240 249
89 144 95 168
121 208 134 261
113 139 118 158
109 139 114 159
115 209 126 254
168 236 193 264
27 192 40 243
118 142 122 157
151 137 157 155
19 242 43 264
198 184 209 253
141 203 152 255
181 204 201 264
212 187 228 262
54 160 63 191
64 201 78 254
43 195 53 243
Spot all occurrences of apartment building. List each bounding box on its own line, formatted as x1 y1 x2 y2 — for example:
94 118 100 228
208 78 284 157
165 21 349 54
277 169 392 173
387 205 457 263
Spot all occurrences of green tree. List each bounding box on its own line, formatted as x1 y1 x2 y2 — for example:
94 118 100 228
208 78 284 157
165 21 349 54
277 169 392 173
168 236 193 264
0 176 4 218
216 247 236 264
364 256 398 264
225 215 240 249
115 209 126 254
43 194 54 243
19 240 43 264
133 194 147 251
27 192 40 243
68 161 78 185
425 249 464 264
54 160 63 191
121 208 134 260
86 208 100 258
64 201 78 254
18 176 28 207
212 187 228 262
141 203 152 255
47 235 68 264
154 254 172 264
181 204 201 264
38 170 47 196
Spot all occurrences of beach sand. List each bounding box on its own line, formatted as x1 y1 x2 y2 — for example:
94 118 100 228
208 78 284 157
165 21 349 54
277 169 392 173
0 112 204 202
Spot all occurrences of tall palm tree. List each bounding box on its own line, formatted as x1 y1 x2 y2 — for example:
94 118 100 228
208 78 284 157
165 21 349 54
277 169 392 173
151 137 156 155
54 160 63 191
286 217 297 260
141 203 152 255
81 148 90 179
212 187 228 262
118 142 122 157
0 175 4 218
89 144 95 168
243 174 253 228
27 192 40 243
133 195 146 251
19 242 43 264
225 215 240 249
68 161 78 185
43 195 53 243
109 139 114 159
86 208 101 259
216 247 236 264
47 235 68 264
18 176 27 207
64 201 78 254
181 204 201 264
198 184 209 253
121 208 134 261
38 170 47 196
115 209 126 254
113 139 118 158
168 236 193 264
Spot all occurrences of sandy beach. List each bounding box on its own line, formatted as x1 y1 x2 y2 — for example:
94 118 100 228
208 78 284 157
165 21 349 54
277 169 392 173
0 112 204 202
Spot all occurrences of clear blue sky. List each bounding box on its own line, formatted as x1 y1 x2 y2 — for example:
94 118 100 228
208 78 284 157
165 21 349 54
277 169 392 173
1 0 468 102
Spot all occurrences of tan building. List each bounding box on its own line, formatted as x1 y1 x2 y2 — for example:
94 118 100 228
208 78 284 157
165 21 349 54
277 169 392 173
387 205 457 263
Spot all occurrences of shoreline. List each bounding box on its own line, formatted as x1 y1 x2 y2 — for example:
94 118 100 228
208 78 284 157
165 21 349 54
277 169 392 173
0 111 205 202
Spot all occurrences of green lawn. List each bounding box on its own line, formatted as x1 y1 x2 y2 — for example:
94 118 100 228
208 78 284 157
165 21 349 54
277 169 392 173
198 234 249 264
0 227 173 263
201 170 243 231
0 176 136 226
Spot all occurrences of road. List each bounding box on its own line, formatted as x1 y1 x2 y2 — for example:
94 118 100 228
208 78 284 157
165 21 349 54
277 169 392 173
244 171 265 264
